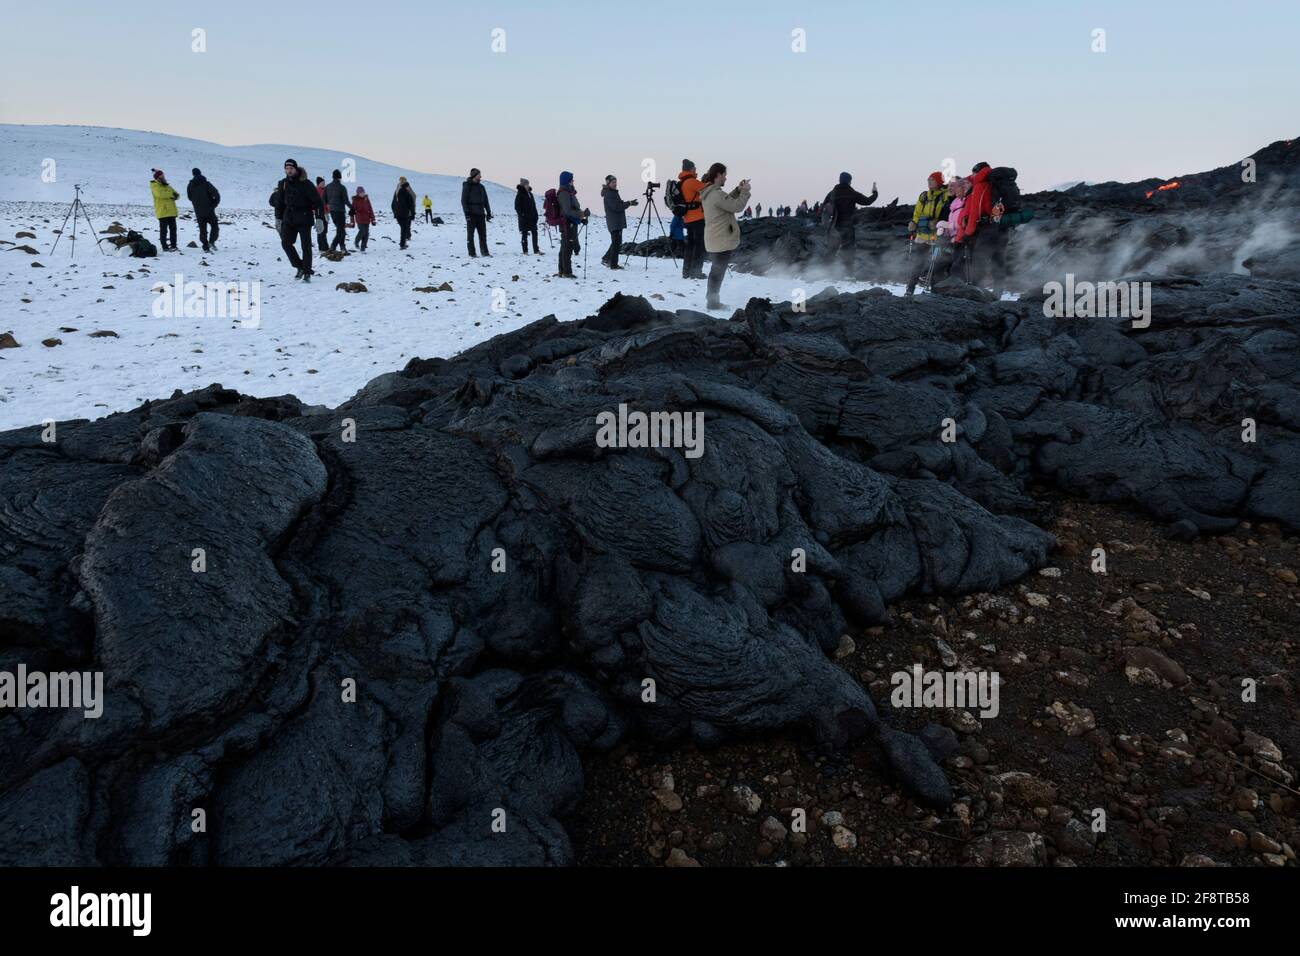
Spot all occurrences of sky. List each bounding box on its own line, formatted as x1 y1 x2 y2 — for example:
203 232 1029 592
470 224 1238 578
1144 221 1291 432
1 0 1297 208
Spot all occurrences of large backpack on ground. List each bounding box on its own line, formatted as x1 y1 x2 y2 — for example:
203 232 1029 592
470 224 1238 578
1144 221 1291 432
543 188 562 228
124 229 157 258
988 167 1022 212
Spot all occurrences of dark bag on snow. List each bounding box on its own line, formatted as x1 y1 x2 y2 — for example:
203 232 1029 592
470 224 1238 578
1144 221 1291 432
124 229 157 257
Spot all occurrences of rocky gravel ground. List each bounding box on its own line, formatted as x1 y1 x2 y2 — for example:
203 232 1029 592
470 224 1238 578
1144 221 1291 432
571 492 1299 867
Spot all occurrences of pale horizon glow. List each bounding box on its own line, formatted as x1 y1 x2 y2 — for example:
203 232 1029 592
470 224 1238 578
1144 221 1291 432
1 0 1297 207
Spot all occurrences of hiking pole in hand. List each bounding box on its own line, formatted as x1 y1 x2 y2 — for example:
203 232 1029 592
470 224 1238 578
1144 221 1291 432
923 242 941 291
583 219 589 279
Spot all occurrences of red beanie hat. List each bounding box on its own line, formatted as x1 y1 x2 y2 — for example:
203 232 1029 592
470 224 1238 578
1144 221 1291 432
928 171 944 185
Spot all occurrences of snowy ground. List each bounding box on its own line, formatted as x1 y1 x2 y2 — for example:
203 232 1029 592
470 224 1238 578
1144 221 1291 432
0 201 900 430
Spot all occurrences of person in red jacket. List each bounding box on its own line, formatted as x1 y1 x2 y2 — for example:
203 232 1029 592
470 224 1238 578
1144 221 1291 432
954 162 996 285
954 163 991 244
350 186 376 252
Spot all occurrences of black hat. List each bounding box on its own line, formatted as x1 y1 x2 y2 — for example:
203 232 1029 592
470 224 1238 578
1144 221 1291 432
284 158 298 169
605 174 616 183
192 167 201 176
315 176 324 184
470 167 481 178
682 159 695 171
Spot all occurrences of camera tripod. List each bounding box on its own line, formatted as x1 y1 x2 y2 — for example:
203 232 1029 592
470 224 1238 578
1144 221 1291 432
49 185 107 259
622 181 679 270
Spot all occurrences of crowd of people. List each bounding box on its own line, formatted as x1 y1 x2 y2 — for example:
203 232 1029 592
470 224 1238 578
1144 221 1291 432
143 156 1026 298
903 163 1030 295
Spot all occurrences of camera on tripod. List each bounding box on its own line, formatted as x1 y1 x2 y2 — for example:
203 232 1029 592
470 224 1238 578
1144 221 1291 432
621 180 679 271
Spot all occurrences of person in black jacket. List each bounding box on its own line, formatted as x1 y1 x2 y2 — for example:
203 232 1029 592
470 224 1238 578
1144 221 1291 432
271 159 323 281
186 167 221 251
323 170 353 253
823 172 877 270
314 177 330 251
391 177 416 249
461 168 492 257
515 179 541 254
600 175 637 269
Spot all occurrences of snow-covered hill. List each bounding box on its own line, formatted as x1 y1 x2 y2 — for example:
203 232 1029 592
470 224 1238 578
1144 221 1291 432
0 125 516 213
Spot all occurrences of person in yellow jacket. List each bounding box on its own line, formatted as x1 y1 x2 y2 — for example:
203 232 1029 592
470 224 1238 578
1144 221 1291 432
906 171 950 294
150 168 180 251
698 162 752 311
422 193 433 224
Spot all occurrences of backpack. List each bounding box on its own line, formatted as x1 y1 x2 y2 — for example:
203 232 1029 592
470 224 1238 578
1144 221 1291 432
543 188 562 228
122 229 157 257
664 179 687 217
988 167 1022 212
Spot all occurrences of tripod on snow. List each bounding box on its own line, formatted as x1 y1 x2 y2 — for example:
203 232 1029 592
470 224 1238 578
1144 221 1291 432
49 185 107 259
622 181 679 271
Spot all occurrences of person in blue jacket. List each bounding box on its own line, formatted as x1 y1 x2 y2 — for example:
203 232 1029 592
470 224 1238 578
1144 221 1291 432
669 212 686 261
556 171 589 278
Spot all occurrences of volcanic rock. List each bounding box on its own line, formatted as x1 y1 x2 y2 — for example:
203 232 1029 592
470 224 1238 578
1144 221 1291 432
2 274 1299 866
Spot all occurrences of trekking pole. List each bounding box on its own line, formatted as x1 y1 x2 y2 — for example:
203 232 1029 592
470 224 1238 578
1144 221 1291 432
923 242 940 290
583 221 589 279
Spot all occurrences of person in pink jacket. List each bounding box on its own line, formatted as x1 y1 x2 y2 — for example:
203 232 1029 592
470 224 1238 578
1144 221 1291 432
920 177 969 289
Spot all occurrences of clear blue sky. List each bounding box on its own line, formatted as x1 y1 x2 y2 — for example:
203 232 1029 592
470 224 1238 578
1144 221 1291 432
2 0 1296 206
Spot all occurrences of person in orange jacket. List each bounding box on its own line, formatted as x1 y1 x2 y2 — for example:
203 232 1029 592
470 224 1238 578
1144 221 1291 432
678 159 707 279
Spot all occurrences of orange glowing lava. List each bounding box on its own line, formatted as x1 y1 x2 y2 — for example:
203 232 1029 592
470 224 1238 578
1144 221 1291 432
1145 181 1182 199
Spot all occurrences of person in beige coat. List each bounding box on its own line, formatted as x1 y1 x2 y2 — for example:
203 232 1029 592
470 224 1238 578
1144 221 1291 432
698 163 751 310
